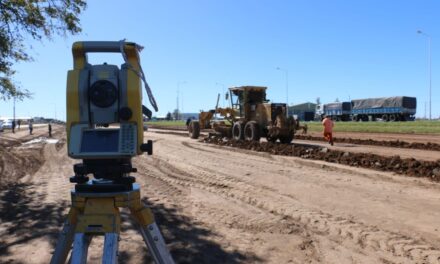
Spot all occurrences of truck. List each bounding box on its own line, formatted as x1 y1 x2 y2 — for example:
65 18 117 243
316 96 417 122
350 96 416 121
323 102 352 121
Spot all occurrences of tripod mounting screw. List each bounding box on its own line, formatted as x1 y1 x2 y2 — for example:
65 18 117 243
140 140 153 155
70 175 89 184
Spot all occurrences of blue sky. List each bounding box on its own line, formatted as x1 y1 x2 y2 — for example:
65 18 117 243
1 0 439 119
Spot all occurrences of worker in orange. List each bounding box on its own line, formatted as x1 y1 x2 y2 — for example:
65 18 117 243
322 115 334 146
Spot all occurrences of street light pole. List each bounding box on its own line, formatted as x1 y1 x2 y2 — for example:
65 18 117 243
276 67 289 116
177 81 186 120
417 30 432 120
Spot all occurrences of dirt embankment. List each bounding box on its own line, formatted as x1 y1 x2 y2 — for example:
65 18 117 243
148 125 187 131
203 137 440 181
295 134 440 151
0 126 65 188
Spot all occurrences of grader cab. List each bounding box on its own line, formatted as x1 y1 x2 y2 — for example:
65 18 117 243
188 86 296 143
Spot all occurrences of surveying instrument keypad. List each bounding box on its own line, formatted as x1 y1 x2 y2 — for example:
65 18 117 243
51 41 174 263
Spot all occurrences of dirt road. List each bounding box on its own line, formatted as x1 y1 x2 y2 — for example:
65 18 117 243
1 129 440 263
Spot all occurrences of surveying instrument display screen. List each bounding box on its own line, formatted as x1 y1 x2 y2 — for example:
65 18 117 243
80 130 119 152
50 41 174 264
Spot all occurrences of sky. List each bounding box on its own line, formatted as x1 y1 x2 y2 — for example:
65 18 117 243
0 0 439 119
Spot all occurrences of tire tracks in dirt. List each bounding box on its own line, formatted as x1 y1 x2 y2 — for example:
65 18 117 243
139 134 440 263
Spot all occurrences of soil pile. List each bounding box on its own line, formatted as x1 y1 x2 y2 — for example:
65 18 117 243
203 137 440 181
0 142 45 187
295 134 440 151
0 127 64 188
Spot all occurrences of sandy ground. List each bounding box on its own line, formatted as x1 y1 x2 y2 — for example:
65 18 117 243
1 128 440 263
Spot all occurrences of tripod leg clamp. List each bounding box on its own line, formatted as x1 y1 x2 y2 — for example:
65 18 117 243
130 206 155 227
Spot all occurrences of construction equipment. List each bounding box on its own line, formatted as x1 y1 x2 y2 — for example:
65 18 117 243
188 86 296 143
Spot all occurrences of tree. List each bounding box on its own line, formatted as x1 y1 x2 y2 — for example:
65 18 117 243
172 109 180 120
0 0 87 100
165 112 172 121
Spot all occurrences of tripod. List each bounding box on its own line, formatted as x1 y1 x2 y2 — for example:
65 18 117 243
50 161 174 264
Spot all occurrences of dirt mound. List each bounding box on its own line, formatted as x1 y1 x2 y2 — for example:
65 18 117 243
203 137 440 181
55 138 66 151
151 130 190 137
0 144 45 188
295 134 440 151
148 125 187 131
0 128 65 188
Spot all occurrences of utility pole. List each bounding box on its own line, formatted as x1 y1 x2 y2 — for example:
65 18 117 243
176 88 179 120
177 81 186 120
424 101 427 119
181 91 184 116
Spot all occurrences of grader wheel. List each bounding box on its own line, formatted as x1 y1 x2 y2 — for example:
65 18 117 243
188 121 200 139
244 121 260 141
266 134 277 143
232 122 244 140
279 134 293 144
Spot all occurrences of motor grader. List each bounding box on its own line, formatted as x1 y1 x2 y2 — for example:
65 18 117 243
188 86 296 143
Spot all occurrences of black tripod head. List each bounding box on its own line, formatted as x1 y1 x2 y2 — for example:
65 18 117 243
70 158 137 192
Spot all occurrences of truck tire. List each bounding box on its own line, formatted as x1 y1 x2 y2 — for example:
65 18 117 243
232 122 244 140
244 121 260 141
188 121 200 139
389 114 396 122
381 114 389 122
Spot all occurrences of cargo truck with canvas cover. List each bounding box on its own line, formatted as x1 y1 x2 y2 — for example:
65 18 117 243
323 102 352 121
351 96 416 121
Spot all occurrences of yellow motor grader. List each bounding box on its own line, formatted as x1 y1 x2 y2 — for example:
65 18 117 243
188 86 296 143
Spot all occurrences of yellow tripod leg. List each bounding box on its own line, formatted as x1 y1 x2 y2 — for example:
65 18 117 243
50 207 80 264
130 201 175 264
51 183 174 264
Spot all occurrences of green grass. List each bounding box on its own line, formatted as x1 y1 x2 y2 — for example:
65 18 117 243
147 120 187 127
304 120 440 134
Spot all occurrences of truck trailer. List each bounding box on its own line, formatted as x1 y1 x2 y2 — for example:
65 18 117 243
351 96 416 121
317 96 417 122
